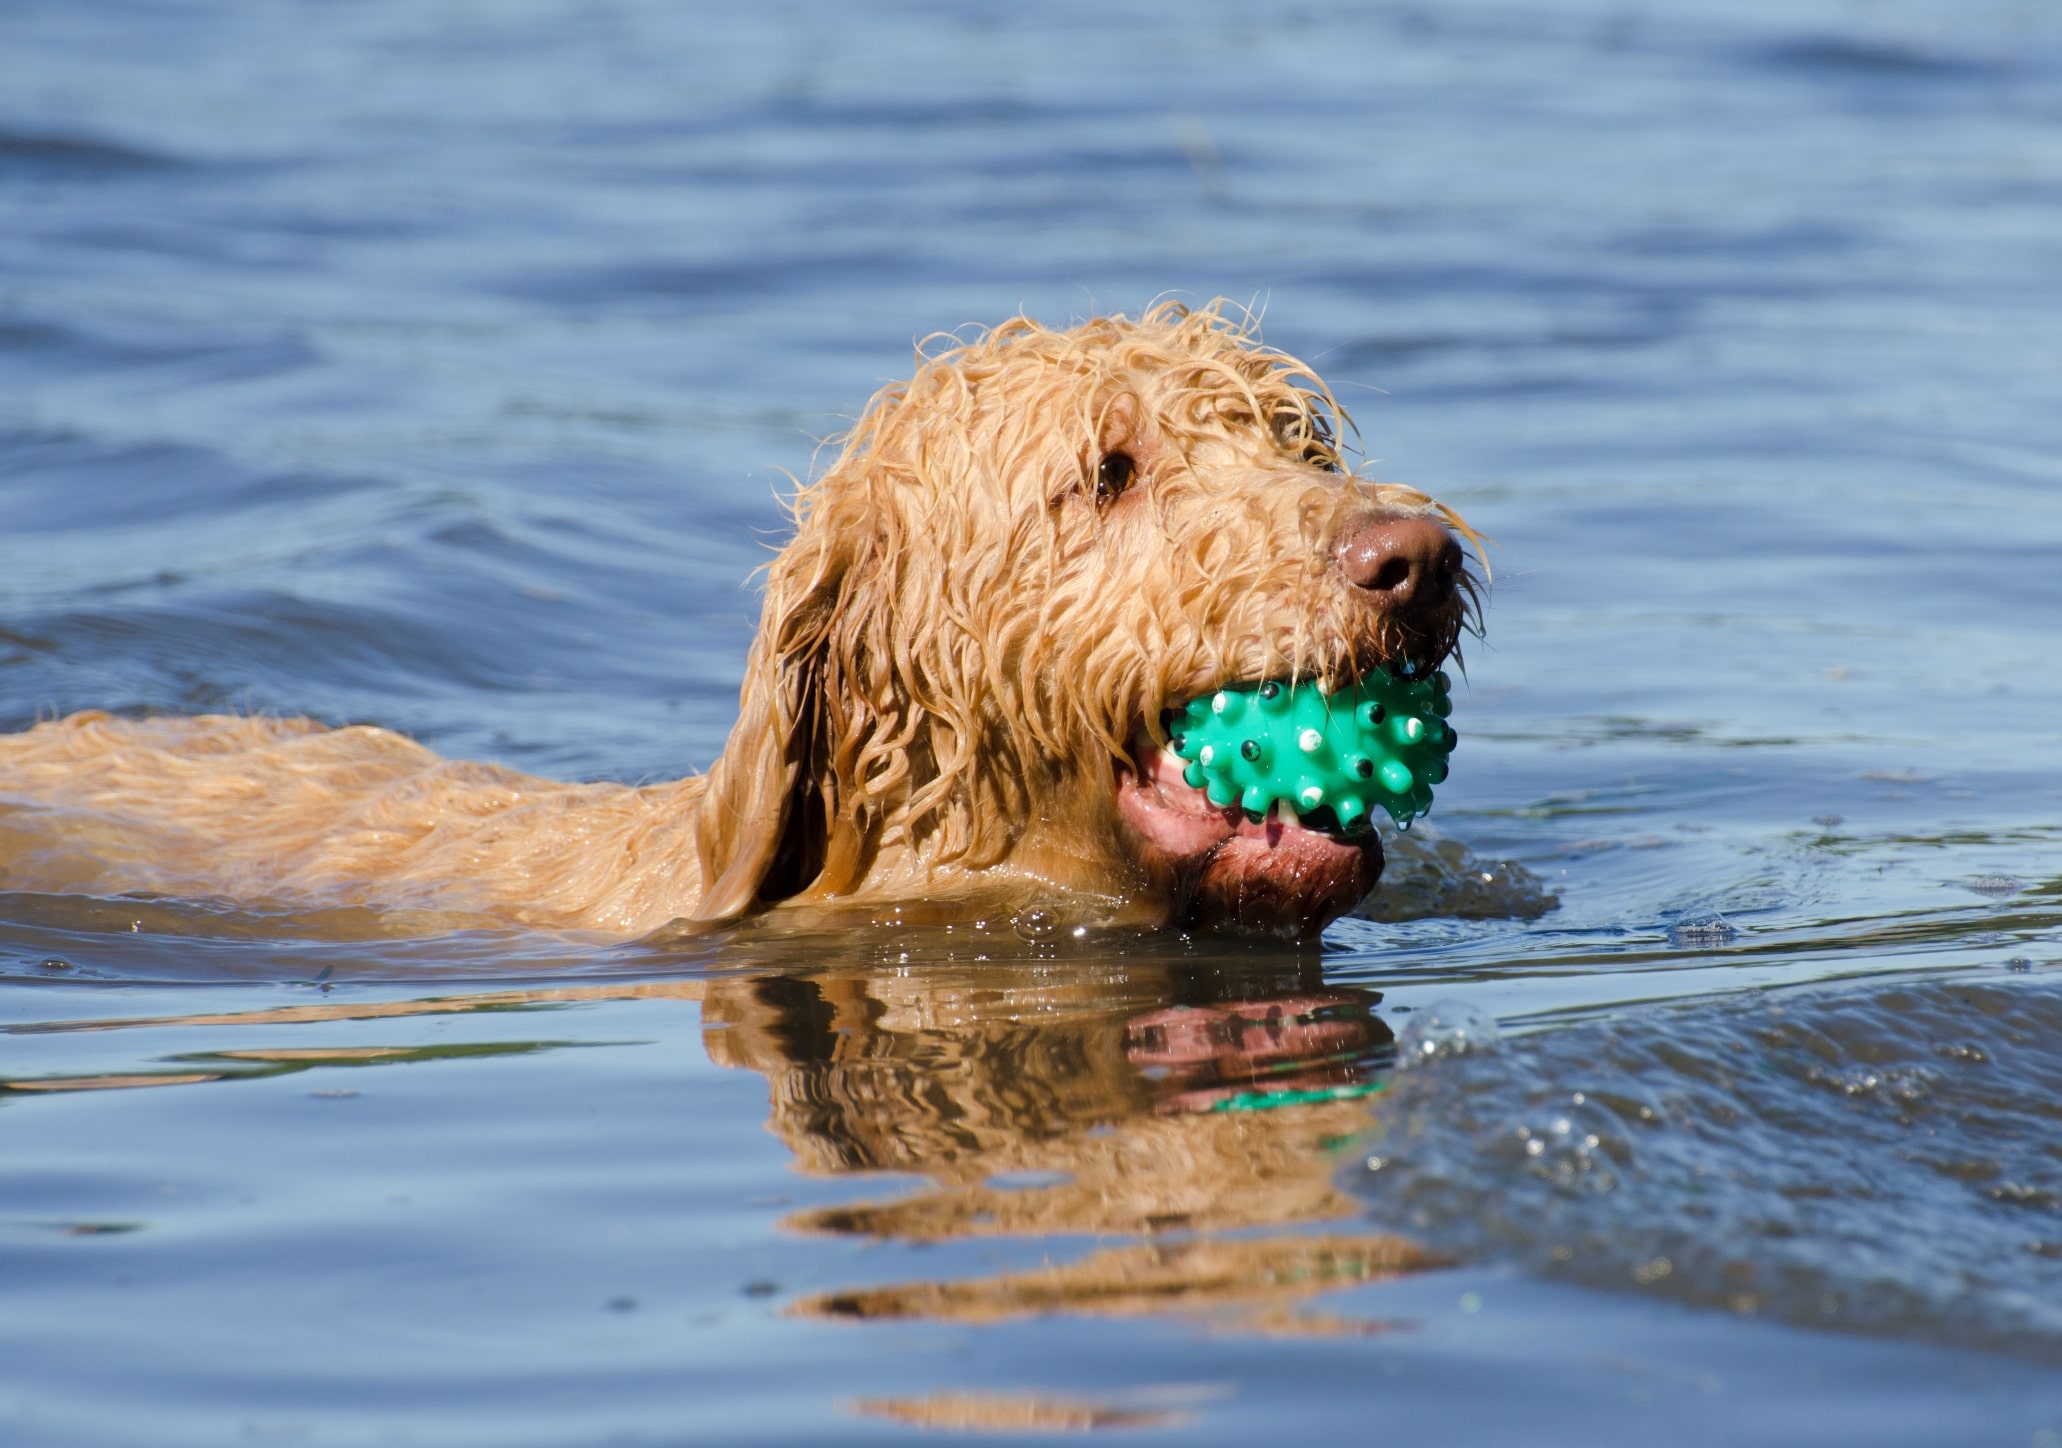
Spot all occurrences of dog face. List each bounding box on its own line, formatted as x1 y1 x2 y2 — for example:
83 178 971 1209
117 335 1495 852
692 302 1478 938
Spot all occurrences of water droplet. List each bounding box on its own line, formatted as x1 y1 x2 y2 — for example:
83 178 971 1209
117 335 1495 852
1394 1000 1499 1068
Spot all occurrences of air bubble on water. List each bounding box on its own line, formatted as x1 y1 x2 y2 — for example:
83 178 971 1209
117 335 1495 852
1013 908 1061 942
1968 875 2025 897
1668 913 1737 948
1394 999 1499 1069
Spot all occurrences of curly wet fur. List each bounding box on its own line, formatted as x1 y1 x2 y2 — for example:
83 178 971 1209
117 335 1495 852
0 301 1477 937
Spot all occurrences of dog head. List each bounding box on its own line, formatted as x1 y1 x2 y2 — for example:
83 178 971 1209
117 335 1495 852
693 301 1480 936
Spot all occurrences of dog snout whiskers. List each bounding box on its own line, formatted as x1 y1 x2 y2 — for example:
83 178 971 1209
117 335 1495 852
1334 513 1463 611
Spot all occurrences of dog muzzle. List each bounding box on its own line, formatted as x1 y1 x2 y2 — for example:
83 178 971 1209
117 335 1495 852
1167 669 1457 832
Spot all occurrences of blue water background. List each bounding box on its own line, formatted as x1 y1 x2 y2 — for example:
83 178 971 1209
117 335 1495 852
5 1 2062 1442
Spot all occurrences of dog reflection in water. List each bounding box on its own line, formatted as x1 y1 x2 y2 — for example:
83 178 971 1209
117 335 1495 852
3 952 1440 1354
703 957 1440 1334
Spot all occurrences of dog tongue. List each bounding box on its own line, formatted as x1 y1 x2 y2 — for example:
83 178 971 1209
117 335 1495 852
1118 742 1380 939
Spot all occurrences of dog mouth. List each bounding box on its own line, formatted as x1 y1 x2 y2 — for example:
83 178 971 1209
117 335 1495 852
1111 665 1457 938
1115 729 1382 940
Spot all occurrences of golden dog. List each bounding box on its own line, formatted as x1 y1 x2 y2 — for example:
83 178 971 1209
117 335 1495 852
0 302 1476 939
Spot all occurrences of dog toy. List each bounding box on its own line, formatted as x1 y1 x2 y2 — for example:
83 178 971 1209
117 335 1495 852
1167 669 1456 832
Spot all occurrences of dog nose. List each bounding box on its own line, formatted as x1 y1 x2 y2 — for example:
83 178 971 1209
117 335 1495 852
1334 513 1463 609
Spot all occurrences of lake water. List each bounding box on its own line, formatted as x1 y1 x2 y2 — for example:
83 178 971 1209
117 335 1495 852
6 0 2062 1442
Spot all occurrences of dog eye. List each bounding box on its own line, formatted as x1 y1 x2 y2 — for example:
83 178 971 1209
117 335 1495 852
1095 451 1137 503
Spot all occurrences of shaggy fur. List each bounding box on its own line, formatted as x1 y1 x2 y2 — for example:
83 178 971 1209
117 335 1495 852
0 301 1476 939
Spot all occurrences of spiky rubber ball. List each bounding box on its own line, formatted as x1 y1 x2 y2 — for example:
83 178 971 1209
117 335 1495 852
1167 669 1456 832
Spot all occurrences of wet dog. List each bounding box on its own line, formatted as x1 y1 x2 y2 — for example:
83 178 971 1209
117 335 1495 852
0 302 1476 939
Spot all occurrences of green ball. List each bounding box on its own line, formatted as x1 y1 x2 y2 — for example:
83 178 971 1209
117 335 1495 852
1167 669 1457 832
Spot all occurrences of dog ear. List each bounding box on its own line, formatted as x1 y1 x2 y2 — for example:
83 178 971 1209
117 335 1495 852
688 546 846 925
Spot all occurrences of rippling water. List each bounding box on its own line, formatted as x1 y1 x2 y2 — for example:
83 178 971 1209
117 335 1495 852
6 0 2062 1442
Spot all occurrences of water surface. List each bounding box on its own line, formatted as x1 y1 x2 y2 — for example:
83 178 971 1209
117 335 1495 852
5 0 2062 1442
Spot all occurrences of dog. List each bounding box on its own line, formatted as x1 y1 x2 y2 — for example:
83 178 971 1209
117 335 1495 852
0 301 1477 940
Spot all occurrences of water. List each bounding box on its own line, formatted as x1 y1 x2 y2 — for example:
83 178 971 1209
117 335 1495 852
1359 973 2062 1359
5 0 2062 1441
